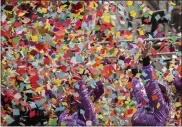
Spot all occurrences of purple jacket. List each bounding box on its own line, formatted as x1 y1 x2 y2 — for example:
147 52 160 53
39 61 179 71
57 80 104 126
132 77 148 105
131 65 169 126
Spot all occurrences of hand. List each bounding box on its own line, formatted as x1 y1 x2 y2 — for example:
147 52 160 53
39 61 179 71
141 41 152 58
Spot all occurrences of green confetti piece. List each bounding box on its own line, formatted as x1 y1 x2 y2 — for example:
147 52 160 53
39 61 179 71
128 101 136 107
94 25 100 31
144 11 150 17
72 38 79 43
58 85 63 92
120 107 126 112
128 5 135 11
13 37 20 44
90 54 95 61
50 119 57 126
171 36 177 42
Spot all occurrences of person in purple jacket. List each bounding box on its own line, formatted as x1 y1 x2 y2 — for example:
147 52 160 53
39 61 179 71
131 42 170 126
56 67 104 126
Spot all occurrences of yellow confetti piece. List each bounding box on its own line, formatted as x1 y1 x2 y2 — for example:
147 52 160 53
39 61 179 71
136 52 140 60
31 35 38 42
53 79 62 85
60 122 66 126
132 107 137 114
125 101 129 104
4 10 12 14
15 53 20 59
44 23 50 29
78 68 84 74
118 96 122 100
157 102 160 109
169 1 176 6
73 12 81 18
26 85 31 89
165 75 174 82
62 45 69 50
130 11 136 17
127 1 133 6
98 114 103 119
42 8 47 13
148 11 153 15
36 86 43 92
18 12 25 17
89 1 98 8
175 102 181 108
29 55 34 60
60 5 67 9
104 15 110 23
111 20 116 26
62 102 68 106
172 85 177 93
116 31 120 38
135 73 141 78
138 28 144 35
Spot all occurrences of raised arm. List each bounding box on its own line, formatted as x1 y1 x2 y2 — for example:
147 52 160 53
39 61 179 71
132 77 148 105
75 80 96 125
141 43 167 109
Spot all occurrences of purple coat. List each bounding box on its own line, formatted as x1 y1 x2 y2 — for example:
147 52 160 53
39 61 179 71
131 65 169 126
57 80 104 126
132 77 148 105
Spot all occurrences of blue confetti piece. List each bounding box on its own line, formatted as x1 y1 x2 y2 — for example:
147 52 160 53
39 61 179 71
75 53 84 63
155 14 161 21
130 48 136 54
4 25 9 31
61 0 67 4
111 93 117 99
88 79 96 88
30 102 37 109
165 14 171 20
74 82 80 89
142 71 148 77
169 6 174 12
6 115 15 124
60 12 65 19
69 43 75 48
137 1 142 5
120 42 128 47
81 22 87 30
35 99 46 107
59 71 65 78
55 106 66 112
153 30 158 36
118 60 124 65
80 109 85 115
120 120 125 125
110 116 115 122
13 109 20 116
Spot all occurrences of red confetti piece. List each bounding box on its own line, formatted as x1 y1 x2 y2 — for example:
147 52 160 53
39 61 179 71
152 49 157 55
29 110 35 118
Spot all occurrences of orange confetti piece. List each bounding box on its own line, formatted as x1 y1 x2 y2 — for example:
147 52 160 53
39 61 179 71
126 82 132 89
152 95 158 101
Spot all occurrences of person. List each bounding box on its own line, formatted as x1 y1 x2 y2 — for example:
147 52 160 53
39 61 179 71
131 42 170 126
57 65 104 126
